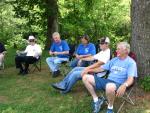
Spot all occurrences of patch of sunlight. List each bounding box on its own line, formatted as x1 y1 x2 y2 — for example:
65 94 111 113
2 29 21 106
2 107 18 113
144 109 150 113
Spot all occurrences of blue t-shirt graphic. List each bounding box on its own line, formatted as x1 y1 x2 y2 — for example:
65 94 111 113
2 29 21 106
101 56 137 84
75 43 96 55
50 40 70 58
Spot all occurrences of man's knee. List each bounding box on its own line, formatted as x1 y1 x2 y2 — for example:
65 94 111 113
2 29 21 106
82 74 94 83
72 67 78 71
106 83 116 93
82 75 88 82
46 57 50 63
54 59 62 64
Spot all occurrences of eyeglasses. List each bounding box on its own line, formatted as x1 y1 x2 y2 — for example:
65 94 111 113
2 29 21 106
29 39 35 42
99 42 108 45
99 43 105 45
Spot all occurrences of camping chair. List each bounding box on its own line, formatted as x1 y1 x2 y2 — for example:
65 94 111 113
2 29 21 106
95 75 137 113
60 44 76 75
99 51 137 113
29 56 42 72
116 77 137 113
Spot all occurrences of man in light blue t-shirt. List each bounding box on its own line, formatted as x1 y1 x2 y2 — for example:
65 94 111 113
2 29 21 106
46 32 70 77
82 42 137 113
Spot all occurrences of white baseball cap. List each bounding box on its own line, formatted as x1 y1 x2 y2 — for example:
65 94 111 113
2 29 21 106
28 36 35 40
100 37 110 44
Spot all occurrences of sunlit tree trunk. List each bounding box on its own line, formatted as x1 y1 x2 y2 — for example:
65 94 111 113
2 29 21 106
45 0 58 49
131 0 150 76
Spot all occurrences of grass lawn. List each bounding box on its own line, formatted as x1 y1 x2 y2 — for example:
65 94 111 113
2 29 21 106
0 48 150 113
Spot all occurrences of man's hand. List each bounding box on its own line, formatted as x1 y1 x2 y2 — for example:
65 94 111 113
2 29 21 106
116 84 127 97
53 51 59 55
76 55 82 59
81 67 91 77
50 51 59 55
77 59 82 66
49 51 54 55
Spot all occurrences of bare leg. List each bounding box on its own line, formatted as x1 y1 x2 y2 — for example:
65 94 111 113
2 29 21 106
106 83 116 107
82 74 98 99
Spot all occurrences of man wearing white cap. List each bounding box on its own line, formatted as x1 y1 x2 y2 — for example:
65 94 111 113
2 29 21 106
15 35 42 75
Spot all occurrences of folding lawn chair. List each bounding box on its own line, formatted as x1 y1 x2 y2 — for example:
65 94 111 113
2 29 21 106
117 77 137 113
29 56 42 72
102 51 137 113
60 44 76 75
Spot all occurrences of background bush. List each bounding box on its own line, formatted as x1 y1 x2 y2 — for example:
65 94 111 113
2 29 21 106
139 75 150 91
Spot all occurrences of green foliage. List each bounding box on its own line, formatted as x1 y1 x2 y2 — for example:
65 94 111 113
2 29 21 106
59 0 131 46
1 0 131 49
7 34 27 50
3 48 16 67
140 76 150 91
1 107 17 113
0 1 15 44
0 48 149 113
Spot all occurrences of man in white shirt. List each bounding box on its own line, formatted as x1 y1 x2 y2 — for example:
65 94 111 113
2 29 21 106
51 37 111 94
15 36 42 75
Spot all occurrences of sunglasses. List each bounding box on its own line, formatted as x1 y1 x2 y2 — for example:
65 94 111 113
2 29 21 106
99 43 105 45
29 39 35 42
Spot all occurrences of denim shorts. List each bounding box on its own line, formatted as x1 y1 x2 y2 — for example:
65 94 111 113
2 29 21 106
94 75 121 91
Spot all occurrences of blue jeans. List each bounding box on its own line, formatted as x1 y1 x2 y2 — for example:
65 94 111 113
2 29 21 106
70 58 92 68
57 67 85 93
46 57 69 72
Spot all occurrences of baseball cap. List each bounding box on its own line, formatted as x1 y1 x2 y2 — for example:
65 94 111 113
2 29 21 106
28 36 35 40
100 37 110 44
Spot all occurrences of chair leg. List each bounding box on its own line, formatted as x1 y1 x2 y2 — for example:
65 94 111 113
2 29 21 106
117 101 125 113
117 87 135 113
32 63 41 72
1 62 4 69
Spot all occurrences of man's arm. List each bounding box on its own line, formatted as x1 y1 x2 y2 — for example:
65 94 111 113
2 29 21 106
53 51 69 55
49 51 54 55
116 76 134 97
81 66 105 77
80 56 95 61
79 54 92 58
81 61 105 76
86 61 104 69
75 54 92 59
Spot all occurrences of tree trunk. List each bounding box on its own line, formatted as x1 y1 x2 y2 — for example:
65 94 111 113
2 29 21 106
45 0 58 49
131 0 150 76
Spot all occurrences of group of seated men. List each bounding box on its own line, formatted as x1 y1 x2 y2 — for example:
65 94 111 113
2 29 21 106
46 32 97 77
1 31 137 113
46 32 137 113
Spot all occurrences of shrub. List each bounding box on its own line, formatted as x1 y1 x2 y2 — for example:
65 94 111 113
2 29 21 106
7 34 27 50
139 75 150 91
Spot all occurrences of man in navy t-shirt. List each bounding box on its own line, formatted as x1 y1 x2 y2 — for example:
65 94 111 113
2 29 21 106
46 32 70 77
